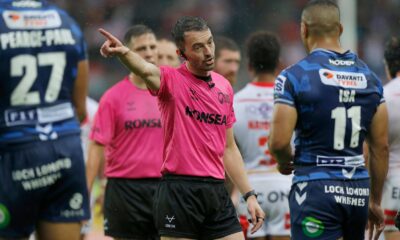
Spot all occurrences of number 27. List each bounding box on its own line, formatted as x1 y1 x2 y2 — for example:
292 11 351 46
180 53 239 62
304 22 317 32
11 52 66 106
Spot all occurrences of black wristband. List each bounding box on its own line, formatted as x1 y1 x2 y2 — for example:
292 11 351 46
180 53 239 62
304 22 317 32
243 190 257 201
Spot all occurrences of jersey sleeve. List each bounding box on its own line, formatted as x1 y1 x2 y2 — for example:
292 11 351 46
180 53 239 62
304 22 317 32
148 66 174 101
73 24 88 61
274 71 296 106
372 72 385 105
89 94 115 145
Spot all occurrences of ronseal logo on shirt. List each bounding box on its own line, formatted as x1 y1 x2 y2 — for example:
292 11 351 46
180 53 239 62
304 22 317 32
185 106 227 125
3 10 62 29
319 69 367 89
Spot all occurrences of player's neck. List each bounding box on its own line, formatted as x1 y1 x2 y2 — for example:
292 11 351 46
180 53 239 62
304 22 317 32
186 62 210 77
253 73 275 83
308 37 345 54
129 73 147 90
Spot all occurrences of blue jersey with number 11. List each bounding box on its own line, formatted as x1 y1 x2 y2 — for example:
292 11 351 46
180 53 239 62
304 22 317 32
274 49 384 183
0 0 87 146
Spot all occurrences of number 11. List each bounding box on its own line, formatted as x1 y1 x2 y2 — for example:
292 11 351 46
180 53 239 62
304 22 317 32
331 106 361 150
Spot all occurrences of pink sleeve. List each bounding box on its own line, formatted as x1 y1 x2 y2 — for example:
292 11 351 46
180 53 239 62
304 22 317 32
226 85 236 128
89 95 116 145
149 66 174 101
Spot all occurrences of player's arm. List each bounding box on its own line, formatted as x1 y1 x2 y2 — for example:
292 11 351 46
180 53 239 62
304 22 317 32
224 127 265 234
365 103 389 240
99 28 161 90
72 60 89 122
269 103 297 174
86 140 106 192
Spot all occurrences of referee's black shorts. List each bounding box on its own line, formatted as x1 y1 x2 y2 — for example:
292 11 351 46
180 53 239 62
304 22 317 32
104 178 160 239
154 174 242 239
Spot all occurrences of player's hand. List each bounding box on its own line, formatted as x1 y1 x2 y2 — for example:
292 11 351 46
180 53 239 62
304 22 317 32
98 28 130 58
277 161 294 175
367 202 385 240
246 195 265 234
395 210 400 230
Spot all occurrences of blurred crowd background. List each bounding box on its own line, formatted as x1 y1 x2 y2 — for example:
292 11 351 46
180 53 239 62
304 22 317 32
51 0 400 98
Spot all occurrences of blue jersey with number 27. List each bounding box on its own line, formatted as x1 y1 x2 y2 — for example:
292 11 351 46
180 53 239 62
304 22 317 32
274 48 384 183
0 0 87 145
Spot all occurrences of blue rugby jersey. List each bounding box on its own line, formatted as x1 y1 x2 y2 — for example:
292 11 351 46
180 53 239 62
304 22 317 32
0 0 87 145
274 48 384 183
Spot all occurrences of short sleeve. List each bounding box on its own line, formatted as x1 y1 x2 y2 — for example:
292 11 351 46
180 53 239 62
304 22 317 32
148 66 174 101
89 95 115 145
372 72 385 105
67 15 88 61
274 71 296 106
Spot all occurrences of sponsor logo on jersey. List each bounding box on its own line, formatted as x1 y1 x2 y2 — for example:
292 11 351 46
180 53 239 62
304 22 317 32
124 119 161 129
245 102 272 119
218 92 230 104
301 216 324 238
328 59 355 66
12 1 42 8
248 120 270 130
316 155 364 167
189 88 199 101
275 75 286 94
69 193 83 210
185 106 227 125
0 204 10 229
3 10 61 29
319 69 367 89
4 103 74 127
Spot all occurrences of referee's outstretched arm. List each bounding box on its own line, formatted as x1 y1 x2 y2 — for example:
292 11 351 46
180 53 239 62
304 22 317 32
99 28 161 91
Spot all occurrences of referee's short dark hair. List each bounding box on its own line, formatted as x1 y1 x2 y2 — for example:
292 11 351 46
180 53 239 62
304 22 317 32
384 36 400 79
171 16 209 53
123 24 154 45
246 31 280 74
214 36 240 59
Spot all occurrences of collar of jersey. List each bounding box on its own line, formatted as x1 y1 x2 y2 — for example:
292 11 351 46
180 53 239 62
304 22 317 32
311 48 351 55
250 82 274 88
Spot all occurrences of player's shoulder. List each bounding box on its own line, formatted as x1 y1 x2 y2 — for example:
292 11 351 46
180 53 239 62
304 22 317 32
100 77 130 101
160 65 180 76
210 70 233 92
234 84 252 99
384 77 400 94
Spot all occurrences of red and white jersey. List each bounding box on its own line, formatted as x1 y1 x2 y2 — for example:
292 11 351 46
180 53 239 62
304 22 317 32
233 82 277 172
384 77 400 178
81 97 99 162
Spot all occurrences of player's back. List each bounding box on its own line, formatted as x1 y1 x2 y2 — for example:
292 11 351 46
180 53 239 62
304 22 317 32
0 0 87 146
384 77 400 178
234 82 277 172
275 49 384 183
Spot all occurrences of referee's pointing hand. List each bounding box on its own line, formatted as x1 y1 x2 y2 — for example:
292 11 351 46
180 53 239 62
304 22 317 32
99 28 130 58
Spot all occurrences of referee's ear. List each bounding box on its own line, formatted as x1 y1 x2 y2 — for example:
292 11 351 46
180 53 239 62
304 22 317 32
177 49 187 60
